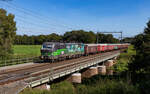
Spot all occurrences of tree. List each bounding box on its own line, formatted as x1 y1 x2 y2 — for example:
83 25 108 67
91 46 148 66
63 30 96 43
122 37 134 43
97 33 119 43
47 33 62 42
129 20 150 73
0 8 17 57
128 20 150 89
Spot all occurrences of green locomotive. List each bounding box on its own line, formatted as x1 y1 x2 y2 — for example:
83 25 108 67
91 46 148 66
40 42 84 61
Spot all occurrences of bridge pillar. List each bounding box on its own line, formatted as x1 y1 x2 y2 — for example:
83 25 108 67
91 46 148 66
97 65 106 75
67 73 82 84
82 67 98 78
104 60 115 75
106 69 114 75
104 60 114 68
72 73 82 83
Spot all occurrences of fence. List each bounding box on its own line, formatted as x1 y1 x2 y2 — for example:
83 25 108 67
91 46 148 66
0 56 41 67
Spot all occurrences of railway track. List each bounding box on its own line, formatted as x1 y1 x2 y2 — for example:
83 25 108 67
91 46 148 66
0 53 101 75
0 50 119 85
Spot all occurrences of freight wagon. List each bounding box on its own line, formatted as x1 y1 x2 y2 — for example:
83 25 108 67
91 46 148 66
84 44 98 55
97 44 107 52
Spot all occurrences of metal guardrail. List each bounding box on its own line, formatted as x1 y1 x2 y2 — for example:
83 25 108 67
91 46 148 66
0 56 40 67
27 52 120 87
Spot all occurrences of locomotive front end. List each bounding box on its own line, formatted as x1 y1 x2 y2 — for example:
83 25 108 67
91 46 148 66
40 42 54 60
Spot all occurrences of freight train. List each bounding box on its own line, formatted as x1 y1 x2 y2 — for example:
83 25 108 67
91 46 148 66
40 42 129 62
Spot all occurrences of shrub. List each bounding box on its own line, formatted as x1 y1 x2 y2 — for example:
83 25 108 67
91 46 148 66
76 79 139 94
20 81 75 94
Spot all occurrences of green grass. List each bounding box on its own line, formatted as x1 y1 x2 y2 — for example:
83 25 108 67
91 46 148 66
13 45 41 58
76 79 139 94
0 45 41 67
20 81 75 94
113 45 136 73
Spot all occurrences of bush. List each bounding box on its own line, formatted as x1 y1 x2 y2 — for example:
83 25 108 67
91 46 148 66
20 88 49 94
20 81 74 94
50 81 75 94
76 79 139 94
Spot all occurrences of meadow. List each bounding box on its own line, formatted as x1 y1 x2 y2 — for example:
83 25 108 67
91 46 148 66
0 45 41 67
13 45 41 58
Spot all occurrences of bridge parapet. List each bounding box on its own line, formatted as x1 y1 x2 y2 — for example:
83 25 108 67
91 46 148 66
25 51 120 88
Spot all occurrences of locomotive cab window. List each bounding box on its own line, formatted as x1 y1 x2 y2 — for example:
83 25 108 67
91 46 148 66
46 45 53 49
42 44 53 49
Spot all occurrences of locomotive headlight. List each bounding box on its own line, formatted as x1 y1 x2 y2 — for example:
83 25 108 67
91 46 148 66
41 56 44 59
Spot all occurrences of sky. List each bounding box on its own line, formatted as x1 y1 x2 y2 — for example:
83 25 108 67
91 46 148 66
0 0 150 38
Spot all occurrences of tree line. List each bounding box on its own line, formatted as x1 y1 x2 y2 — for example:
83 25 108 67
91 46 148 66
14 30 120 45
128 20 150 93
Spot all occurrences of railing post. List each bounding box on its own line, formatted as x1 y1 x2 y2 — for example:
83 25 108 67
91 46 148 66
40 73 43 82
50 67 54 81
30 75 33 88
49 68 51 80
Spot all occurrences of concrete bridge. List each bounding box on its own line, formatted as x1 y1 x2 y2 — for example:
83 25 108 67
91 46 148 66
27 51 120 89
0 50 120 94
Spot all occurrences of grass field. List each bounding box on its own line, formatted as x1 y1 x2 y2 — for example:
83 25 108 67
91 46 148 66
13 45 41 58
0 45 41 67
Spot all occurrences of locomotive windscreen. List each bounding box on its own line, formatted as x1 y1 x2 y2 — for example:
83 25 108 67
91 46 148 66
42 43 54 49
43 44 53 49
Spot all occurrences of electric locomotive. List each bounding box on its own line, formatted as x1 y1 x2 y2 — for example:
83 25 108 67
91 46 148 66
40 42 84 61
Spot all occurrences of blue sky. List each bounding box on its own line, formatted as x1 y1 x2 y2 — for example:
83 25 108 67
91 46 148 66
0 0 150 37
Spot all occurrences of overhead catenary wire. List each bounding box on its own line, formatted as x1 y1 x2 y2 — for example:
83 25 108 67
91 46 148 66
0 1 79 31
0 2 62 29
0 1 98 35
0 1 67 35
17 26 55 35
8 1 83 30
